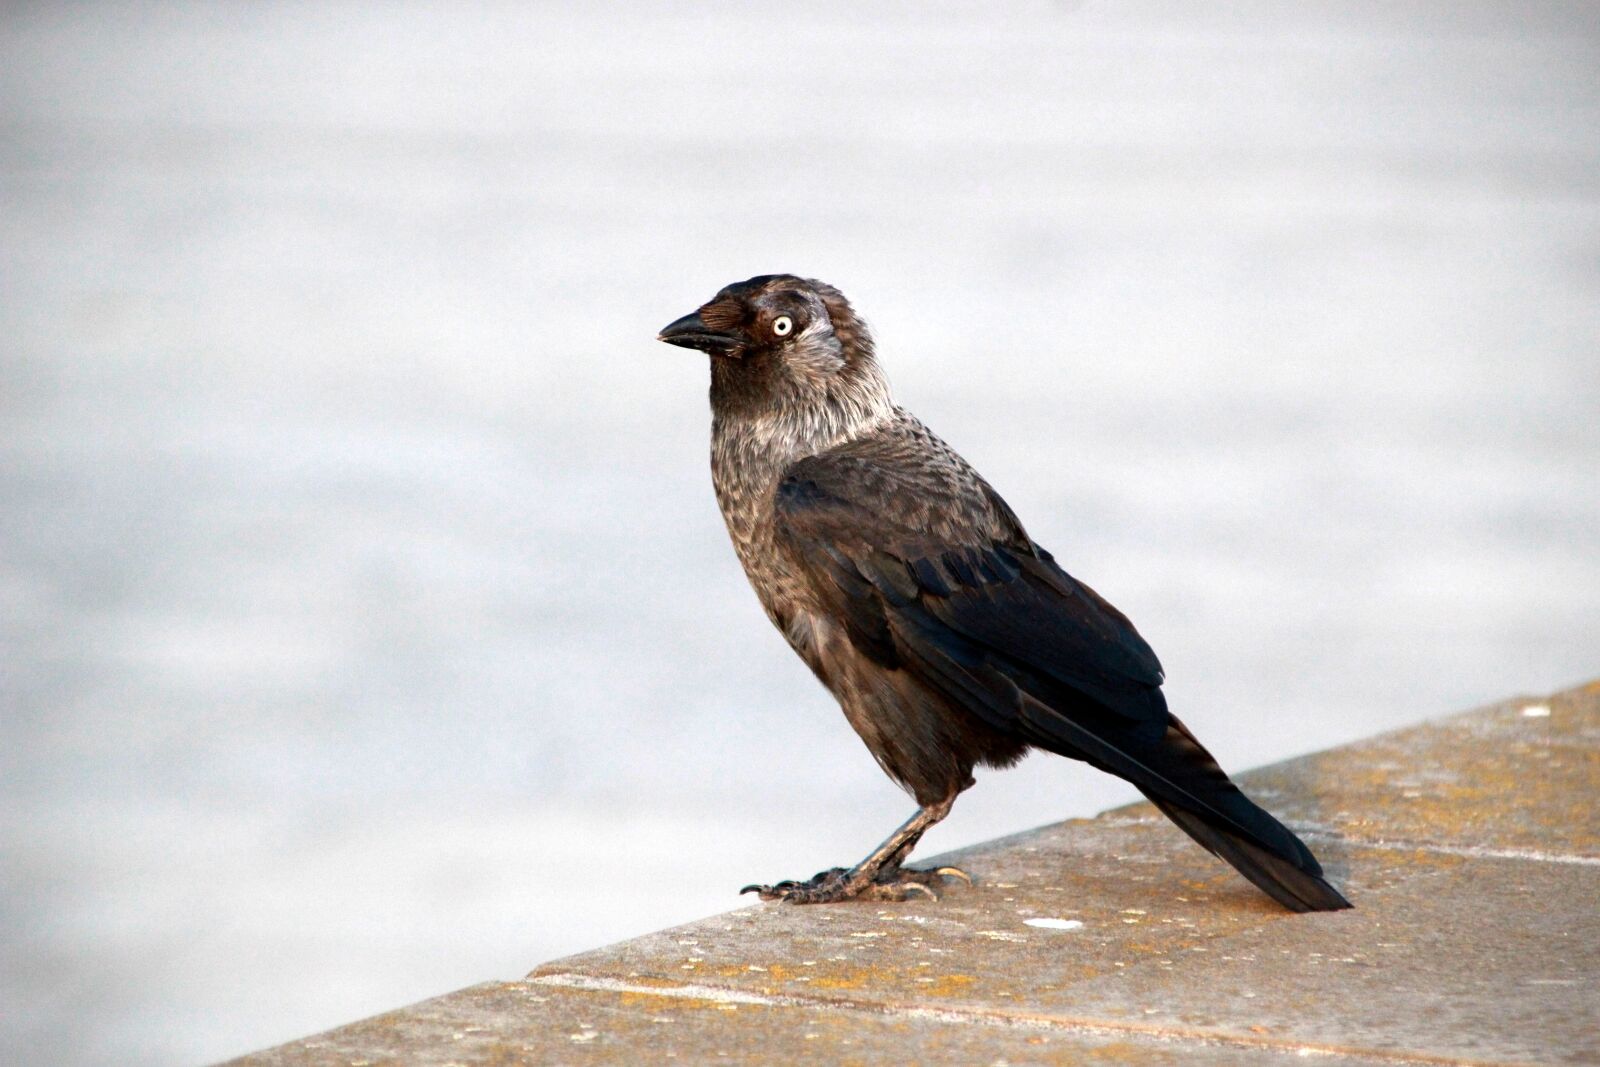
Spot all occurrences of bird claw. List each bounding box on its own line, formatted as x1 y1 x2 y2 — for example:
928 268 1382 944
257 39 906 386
929 865 974 886
740 864 972 904
741 867 850 903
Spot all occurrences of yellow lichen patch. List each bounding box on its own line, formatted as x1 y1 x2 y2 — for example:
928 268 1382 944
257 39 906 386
919 973 978 997
760 963 797 984
805 963 904 992
1085 1040 1163 1062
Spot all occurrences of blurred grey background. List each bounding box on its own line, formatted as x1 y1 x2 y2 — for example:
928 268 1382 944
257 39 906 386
3 2 1597 1064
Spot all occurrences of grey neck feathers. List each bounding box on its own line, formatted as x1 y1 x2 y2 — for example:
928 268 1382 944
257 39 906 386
710 340 893 472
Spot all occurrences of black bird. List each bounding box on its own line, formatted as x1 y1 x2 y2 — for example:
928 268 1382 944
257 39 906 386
658 275 1351 913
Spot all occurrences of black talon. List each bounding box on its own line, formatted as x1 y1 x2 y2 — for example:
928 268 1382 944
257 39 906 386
893 864 974 889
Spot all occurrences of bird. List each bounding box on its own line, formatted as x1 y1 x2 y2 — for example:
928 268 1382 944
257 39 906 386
657 274 1351 913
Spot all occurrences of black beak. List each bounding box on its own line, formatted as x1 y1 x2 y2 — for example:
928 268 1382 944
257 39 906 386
657 310 743 356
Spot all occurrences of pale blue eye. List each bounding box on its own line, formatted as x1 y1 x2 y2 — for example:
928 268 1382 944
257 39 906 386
772 316 793 337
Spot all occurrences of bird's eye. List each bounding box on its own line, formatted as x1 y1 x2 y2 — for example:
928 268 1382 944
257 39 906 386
772 315 794 337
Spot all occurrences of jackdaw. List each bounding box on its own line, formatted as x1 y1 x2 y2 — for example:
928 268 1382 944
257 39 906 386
658 274 1351 912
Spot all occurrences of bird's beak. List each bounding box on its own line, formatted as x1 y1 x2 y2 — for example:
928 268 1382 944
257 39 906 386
657 310 743 356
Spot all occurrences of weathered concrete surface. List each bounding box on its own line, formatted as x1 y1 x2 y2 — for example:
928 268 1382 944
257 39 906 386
236 979 1415 1067
227 682 1600 1066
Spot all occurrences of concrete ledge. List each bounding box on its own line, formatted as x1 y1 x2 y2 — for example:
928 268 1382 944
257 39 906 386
225 681 1600 1065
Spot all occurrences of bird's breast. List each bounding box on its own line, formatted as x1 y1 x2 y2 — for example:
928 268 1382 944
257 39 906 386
710 418 822 638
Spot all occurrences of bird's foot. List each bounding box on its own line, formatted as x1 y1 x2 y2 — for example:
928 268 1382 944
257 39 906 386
740 864 972 904
895 864 973 890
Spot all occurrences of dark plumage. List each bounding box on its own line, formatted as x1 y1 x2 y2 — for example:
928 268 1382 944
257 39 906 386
658 275 1351 913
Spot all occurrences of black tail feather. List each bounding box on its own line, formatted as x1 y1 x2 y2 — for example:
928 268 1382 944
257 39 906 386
1141 792 1351 912
1010 696 1353 912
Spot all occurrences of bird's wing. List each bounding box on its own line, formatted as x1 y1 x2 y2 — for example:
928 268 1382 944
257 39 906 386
771 444 1347 910
772 447 1166 732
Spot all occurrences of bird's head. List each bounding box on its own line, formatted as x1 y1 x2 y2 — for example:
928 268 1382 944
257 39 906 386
658 275 889 421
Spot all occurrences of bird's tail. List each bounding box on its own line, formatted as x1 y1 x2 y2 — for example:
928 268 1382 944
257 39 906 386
1137 789 1351 912
1014 690 1352 912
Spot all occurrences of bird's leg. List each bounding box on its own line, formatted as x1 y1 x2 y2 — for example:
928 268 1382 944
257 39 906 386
741 791 972 904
